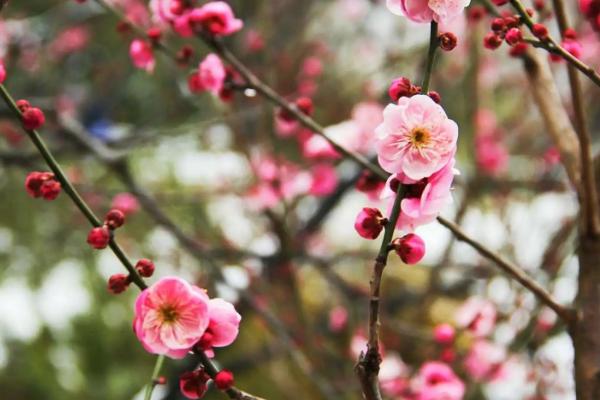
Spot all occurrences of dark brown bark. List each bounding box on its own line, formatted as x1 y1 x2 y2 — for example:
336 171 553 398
573 237 600 400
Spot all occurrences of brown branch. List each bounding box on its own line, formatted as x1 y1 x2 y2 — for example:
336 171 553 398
436 216 576 324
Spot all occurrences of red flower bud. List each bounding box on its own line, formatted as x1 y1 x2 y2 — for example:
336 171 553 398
391 233 426 264
295 97 313 116
532 23 549 39
354 208 387 240
214 370 235 391
135 258 155 277
509 42 529 57
427 91 441 104
483 32 503 50
180 369 210 400
438 32 457 51
40 179 61 200
505 27 523 45
25 171 55 198
490 18 506 33
146 27 162 43
16 99 30 113
87 226 110 249
22 107 45 130
105 209 125 229
388 77 421 102
107 273 130 294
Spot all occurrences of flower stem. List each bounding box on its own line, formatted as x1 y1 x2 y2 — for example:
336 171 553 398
421 21 439 93
144 355 165 400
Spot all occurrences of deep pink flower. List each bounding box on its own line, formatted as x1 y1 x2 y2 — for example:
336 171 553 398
196 54 226 95
455 296 497 337
133 277 210 359
413 361 465 400
387 0 471 24
382 158 457 230
464 340 506 381
375 94 458 180
196 298 242 357
129 39 155 72
189 2 243 36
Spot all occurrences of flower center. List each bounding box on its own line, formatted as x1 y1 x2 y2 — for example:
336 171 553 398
159 305 179 324
409 127 431 148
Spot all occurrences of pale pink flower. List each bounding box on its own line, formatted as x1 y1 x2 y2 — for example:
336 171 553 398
301 132 341 160
350 331 385 359
455 296 497 337
196 298 242 357
375 94 458 180
189 1 243 36
387 0 471 24
412 361 465 400
197 54 226 95
380 353 410 397
309 163 338 196
133 277 210 359
464 340 506 381
382 158 457 230
49 26 90 59
111 192 140 215
301 56 324 77
129 39 155 72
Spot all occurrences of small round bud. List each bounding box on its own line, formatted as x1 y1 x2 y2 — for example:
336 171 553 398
388 77 421 102
40 179 61 200
440 348 456 363
533 0 545 11
438 32 457 51
154 376 167 385
107 273 130 294
563 28 578 40
391 233 426 264
22 107 45 130
214 370 234 391
135 258 155 277
505 27 523 45
427 91 441 104
492 0 508 5
433 323 456 345
105 209 125 229
295 97 313 116
87 226 110 249
509 42 529 57
532 23 549 39
176 45 194 66
354 208 387 240
483 32 503 50
490 18 506 33
146 27 162 43
25 171 54 198
16 99 30 112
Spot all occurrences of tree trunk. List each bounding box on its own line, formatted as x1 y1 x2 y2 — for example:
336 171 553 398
573 236 600 399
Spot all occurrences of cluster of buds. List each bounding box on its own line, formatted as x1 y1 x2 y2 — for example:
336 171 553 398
387 77 441 104
17 99 45 131
484 13 529 56
179 368 234 399
87 209 126 250
25 171 61 200
438 32 458 52
106 259 155 295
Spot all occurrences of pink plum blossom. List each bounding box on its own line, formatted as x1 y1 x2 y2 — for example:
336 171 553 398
433 323 456 345
189 1 243 37
197 54 226 95
375 94 458 180
387 0 472 24
309 163 338 196
455 296 497 337
382 158 457 230
412 361 465 400
196 298 242 357
129 39 155 73
380 353 410 397
329 306 349 332
464 340 506 381
111 192 140 215
133 276 210 359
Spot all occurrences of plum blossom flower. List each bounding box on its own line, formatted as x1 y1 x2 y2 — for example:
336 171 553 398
464 340 506 381
309 163 338 196
196 54 226 95
129 39 155 72
189 1 243 36
375 94 458 180
412 361 465 400
133 276 210 359
382 158 457 230
387 0 472 24
195 298 242 357
111 192 140 215
455 296 497 337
